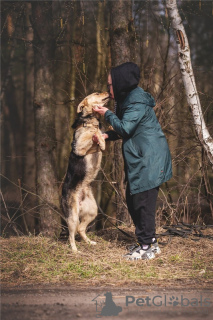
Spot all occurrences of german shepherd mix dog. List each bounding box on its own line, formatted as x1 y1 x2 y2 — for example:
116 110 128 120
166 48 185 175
61 92 109 252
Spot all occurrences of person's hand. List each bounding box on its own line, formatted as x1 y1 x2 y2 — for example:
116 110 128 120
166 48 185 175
92 134 99 144
102 133 109 140
92 133 109 144
93 105 108 115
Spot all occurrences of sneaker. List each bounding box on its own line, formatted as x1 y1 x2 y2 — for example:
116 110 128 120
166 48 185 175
151 242 161 255
141 247 156 260
126 243 141 252
127 242 161 254
124 245 155 261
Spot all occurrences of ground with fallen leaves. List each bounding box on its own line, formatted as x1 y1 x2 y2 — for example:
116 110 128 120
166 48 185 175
1 226 213 288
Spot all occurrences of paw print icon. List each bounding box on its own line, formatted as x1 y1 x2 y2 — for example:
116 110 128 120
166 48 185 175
168 296 179 306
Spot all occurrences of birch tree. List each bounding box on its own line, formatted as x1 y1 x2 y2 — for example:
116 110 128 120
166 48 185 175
165 0 213 167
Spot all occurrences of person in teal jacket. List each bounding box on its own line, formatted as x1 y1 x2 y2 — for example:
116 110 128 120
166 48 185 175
93 62 172 260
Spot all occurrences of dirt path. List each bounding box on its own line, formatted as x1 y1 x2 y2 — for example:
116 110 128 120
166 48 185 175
1 285 213 320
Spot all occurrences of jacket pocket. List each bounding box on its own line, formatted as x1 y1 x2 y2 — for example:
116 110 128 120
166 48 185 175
123 139 143 169
128 139 143 157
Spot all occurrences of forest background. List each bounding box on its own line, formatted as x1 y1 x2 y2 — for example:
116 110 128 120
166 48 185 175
1 0 213 238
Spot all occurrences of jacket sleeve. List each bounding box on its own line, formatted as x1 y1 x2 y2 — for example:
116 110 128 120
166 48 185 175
104 130 121 141
104 103 146 138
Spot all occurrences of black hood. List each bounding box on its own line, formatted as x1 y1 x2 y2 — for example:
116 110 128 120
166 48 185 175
111 62 140 103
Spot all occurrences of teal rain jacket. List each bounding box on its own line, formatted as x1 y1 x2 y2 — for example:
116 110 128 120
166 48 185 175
105 86 172 195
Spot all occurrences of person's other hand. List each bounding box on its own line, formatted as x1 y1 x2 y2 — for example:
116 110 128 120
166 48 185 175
92 133 109 144
102 133 109 140
93 105 108 115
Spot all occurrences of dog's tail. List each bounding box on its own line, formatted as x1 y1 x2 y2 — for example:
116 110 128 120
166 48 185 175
61 180 71 219
61 196 68 218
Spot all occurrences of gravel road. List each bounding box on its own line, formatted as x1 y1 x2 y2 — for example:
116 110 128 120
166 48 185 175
1 285 213 320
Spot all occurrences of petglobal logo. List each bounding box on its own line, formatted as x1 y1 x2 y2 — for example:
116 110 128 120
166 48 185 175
92 292 212 317
126 295 211 307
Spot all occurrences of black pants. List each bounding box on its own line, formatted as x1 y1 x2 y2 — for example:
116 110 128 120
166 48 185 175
126 184 159 245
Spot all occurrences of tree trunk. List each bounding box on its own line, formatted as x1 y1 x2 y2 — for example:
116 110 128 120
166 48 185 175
95 0 107 88
95 0 103 86
166 0 213 167
32 1 61 237
22 2 36 233
109 0 135 224
52 0 75 179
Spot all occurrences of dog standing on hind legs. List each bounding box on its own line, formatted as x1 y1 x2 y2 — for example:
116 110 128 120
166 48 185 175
61 92 109 252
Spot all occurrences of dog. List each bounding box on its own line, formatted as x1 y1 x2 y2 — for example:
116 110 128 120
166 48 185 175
61 92 109 252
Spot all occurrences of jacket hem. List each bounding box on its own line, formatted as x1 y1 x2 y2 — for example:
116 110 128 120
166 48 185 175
129 173 172 195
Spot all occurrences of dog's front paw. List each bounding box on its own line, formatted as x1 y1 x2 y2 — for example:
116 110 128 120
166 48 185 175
99 140 105 151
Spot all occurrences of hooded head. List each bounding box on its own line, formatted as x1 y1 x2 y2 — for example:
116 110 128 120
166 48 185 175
110 62 140 103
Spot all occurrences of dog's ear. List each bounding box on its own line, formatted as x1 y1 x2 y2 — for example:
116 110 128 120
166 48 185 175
77 98 88 113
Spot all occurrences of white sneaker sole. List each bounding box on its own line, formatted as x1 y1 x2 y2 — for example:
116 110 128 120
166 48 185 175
152 244 161 255
142 251 155 260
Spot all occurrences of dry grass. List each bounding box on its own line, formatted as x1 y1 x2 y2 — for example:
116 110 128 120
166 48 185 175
1 226 213 288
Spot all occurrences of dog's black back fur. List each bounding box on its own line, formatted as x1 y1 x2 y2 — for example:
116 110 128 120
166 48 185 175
61 114 102 219
71 113 84 129
62 151 86 195
61 151 86 218
61 116 88 218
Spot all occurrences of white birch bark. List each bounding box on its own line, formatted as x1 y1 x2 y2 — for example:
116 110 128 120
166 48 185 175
166 0 213 167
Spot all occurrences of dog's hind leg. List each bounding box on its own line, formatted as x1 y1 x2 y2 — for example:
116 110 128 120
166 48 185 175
66 194 80 252
78 187 98 246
